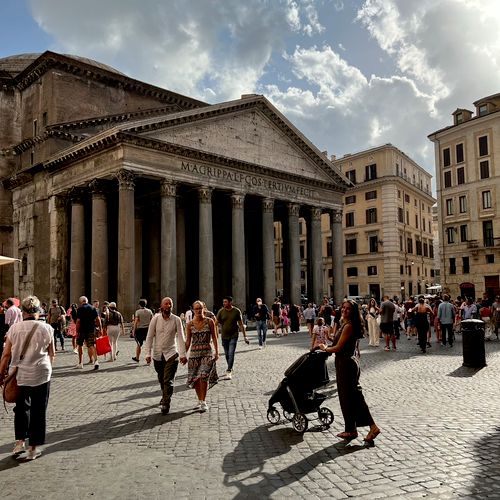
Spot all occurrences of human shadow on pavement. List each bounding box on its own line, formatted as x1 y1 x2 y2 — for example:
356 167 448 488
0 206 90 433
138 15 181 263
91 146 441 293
472 426 500 497
222 424 365 499
0 404 195 469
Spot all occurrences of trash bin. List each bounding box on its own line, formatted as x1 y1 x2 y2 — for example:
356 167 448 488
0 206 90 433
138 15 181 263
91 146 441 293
461 319 486 368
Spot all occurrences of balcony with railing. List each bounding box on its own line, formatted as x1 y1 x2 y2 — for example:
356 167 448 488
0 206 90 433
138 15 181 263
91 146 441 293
466 237 500 251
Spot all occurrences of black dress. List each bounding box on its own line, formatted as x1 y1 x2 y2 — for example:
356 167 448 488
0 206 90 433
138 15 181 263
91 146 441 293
414 310 429 352
289 304 300 333
334 322 374 433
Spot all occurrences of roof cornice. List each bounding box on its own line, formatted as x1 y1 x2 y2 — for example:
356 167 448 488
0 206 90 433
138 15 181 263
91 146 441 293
12 51 207 109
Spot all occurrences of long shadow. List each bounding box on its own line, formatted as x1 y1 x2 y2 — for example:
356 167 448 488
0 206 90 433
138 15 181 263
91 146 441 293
222 424 366 498
447 366 485 377
52 364 139 378
0 404 195 470
472 426 500 497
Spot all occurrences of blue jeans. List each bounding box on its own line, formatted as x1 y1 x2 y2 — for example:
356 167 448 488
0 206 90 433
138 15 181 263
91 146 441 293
221 337 238 371
256 320 267 346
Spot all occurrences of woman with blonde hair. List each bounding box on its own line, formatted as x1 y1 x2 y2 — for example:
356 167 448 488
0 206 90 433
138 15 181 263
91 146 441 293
0 295 55 460
186 300 219 412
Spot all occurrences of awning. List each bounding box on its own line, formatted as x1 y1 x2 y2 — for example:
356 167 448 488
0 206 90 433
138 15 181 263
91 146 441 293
0 256 20 266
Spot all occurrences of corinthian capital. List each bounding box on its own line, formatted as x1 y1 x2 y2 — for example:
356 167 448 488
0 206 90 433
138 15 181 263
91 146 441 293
311 207 322 221
197 186 212 204
262 197 274 213
231 192 245 209
288 203 300 217
161 179 177 198
332 209 342 224
115 170 135 190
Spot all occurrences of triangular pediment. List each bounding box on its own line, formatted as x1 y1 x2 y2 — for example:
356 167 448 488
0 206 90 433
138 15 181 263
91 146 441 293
138 103 340 185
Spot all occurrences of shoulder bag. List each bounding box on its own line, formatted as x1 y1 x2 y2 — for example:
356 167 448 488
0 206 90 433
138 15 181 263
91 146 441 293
3 323 39 405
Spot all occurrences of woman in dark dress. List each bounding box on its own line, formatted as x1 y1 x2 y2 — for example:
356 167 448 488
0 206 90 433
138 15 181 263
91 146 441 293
319 300 380 443
288 303 300 333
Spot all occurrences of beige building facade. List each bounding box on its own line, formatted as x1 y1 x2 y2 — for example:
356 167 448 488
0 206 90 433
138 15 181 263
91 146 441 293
331 145 436 301
0 52 350 317
429 93 500 300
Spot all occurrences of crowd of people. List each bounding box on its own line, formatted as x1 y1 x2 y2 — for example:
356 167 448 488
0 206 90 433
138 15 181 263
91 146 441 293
1 289 498 460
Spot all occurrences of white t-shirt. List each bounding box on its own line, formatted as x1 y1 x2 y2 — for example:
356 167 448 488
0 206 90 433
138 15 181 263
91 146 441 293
7 320 54 387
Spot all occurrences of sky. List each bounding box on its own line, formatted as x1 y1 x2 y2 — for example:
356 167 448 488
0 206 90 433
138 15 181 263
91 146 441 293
2 0 500 190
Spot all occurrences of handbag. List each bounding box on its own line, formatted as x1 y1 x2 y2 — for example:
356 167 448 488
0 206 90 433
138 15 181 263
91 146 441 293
95 335 112 356
3 323 39 405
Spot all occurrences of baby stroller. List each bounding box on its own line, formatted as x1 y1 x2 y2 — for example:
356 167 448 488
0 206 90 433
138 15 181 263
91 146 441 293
267 349 334 433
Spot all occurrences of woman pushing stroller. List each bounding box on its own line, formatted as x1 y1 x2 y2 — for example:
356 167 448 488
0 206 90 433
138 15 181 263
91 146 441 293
318 299 380 444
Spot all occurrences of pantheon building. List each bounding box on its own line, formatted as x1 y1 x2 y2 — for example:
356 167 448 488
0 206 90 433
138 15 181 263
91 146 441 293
0 52 349 318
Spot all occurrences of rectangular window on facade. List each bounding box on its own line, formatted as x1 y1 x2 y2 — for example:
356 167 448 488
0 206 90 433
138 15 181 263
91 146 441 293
347 267 358 277
446 227 455 244
479 135 489 156
483 220 494 247
346 238 357 255
398 207 404 223
345 195 356 204
429 245 434 258
326 240 332 257
365 190 377 200
459 195 467 213
460 224 468 242
416 239 422 255
399 235 403 251
446 198 453 216
486 254 494 264
300 244 305 259
456 143 464 163
400 265 404 275
479 104 488 116
406 211 409 225
369 235 378 253
348 284 359 296
415 214 419 228
407 237 413 253
367 266 377 276
345 212 355 227
365 163 377 181
414 198 417 207
482 191 492 209
423 242 428 257
462 256 470 274
449 258 456 274
422 218 426 232
328 269 333 278
444 171 452 188
346 170 356 183
398 190 401 198
457 167 465 184
443 147 451 167
404 193 410 203
366 208 377 224
480 160 490 179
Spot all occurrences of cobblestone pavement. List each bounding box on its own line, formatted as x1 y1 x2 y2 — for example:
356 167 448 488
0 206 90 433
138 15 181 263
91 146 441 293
1 327 500 499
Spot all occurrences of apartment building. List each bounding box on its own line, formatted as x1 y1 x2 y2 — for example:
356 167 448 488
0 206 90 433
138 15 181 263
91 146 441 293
331 144 436 301
428 93 500 300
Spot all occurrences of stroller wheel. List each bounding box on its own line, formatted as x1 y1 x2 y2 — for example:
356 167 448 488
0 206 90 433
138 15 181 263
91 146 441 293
283 410 294 421
318 407 334 425
267 408 281 424
292 413 308 433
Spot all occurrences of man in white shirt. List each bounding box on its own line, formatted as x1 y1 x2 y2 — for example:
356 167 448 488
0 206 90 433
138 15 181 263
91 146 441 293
144 297 187 415
5 298 22 328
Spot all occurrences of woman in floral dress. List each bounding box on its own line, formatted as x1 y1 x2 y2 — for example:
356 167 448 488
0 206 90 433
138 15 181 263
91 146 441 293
186 300 219 412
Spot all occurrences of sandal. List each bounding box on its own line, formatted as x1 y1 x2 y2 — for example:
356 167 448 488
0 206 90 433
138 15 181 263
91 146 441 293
336 431 358 441
364 426 381 443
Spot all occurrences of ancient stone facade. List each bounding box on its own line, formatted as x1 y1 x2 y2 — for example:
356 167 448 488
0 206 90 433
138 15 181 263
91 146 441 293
0 52 349 317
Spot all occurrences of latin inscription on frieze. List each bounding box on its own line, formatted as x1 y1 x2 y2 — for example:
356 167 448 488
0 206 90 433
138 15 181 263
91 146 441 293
180 161 316 199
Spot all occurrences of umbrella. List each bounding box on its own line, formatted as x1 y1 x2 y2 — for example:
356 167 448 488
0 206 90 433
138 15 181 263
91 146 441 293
0 256 20 266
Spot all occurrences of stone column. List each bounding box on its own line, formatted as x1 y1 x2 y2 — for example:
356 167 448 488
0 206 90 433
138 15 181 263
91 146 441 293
231 192 246 310
116 170 135 320
135 208 143 304
161 179 177 305
331 209 344 305
69 189 85 303
262 198 275 308
12 213 20 298
48 194 68 302
288 203 301 306
176 199 187 311
198 187 213 310
310 207 323 305
89 180 108 304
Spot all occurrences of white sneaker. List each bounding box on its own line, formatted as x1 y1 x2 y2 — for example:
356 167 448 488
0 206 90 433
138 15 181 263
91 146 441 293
226 370 232 380
12 441 25 456
74 363 83 369
258 345 263 350
200 401 208 412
